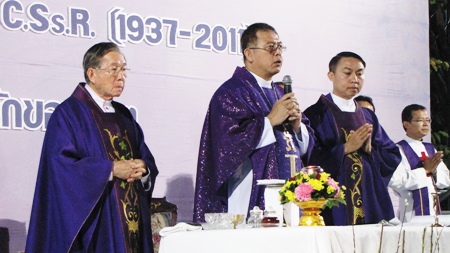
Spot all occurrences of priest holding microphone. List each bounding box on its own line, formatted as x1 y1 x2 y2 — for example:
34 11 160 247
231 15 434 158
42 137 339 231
193 22 314 222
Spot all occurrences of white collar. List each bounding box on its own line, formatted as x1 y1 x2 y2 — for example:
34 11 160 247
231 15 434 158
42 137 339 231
330 93 356 112
248 70 272 89
85 84 115 113
404 135 423 144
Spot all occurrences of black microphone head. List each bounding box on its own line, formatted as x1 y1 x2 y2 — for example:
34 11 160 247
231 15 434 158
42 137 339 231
282 75 292 94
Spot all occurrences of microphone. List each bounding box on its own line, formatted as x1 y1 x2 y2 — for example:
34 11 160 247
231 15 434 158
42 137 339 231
282 75 292 94
282 75 293 127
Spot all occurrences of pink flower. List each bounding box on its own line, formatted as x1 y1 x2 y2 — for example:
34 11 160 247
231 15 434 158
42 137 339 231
327 177 339 189
327 178 341 198
295 183 314 201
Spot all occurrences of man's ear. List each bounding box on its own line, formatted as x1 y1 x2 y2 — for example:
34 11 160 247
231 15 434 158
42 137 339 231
403 121 410 131
87 68 96 84
327 71 334 81
244 48 253 63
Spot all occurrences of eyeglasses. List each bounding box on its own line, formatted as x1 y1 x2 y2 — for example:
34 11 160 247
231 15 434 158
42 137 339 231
411 118 432 124
248 43 286 54
96 67 130 77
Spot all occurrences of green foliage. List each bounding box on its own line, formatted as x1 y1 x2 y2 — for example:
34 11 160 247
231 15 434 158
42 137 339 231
323 196 346 209
429 0 448 7
430 58 449 72
431 131 450 166
429 0 450 169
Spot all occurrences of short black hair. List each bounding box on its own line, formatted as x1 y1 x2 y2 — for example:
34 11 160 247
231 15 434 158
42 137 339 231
82 42 122 83
354 95 375 112
401 104 427 122
240 23 277 61
329 51 366 73
401 104 427 131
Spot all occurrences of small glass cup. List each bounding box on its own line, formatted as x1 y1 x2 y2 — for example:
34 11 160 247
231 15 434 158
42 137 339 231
247 206 263 228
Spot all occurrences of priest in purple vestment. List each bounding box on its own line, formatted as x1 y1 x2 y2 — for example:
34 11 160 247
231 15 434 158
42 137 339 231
193 23 314 223
26 42 158 252
304 51 401 225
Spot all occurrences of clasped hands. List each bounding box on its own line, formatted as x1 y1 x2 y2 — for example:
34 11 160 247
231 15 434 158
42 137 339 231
112 159 147 182
267 93 302 133
423 151 443 175
344 123 372 155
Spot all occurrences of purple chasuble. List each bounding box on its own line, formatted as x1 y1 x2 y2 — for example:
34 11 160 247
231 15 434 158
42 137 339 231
397 140 440 215
25 84 157 253
322 96 366 224
262 85 304 179
193 67 314 222
89 101 144 252
304 94 400 225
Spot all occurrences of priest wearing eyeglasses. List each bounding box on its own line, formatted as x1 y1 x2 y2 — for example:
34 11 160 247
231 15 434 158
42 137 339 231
389 104 450 222
26 42 158 253
193 23 314 222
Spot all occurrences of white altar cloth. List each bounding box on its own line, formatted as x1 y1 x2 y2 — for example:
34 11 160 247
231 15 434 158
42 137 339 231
159 224 450 253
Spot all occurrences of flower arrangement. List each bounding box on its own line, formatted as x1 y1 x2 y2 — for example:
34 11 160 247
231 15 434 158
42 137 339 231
279 166 346 209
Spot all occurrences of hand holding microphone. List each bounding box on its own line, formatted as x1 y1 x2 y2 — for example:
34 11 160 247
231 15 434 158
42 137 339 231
267 75 301 130
282 75 302 134
282 75 299 120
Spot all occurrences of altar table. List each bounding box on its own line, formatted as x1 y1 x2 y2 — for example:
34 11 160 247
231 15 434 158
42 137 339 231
159 224 450 253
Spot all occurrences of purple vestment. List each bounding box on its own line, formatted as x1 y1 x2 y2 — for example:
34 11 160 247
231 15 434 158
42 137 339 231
25 84 158 252
193 67 314 222
304 94 401 225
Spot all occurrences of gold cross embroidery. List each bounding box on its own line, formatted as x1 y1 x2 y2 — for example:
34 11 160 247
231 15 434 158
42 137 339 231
283 130 297 152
